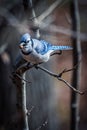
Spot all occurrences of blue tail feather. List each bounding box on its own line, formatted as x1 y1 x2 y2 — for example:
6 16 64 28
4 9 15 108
50 45 73 50
40 40 72 51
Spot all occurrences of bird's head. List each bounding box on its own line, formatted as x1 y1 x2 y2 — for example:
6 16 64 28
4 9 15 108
19 33 33 53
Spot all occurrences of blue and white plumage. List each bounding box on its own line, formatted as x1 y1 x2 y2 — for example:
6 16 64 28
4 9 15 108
19 33 72 64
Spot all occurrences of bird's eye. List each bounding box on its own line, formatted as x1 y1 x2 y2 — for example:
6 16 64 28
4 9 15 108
25 40 29 43
23 43 27 46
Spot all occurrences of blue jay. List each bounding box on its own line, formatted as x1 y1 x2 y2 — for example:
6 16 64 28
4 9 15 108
19 33 72 64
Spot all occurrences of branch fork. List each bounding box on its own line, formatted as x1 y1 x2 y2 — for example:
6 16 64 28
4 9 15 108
35 64 84 95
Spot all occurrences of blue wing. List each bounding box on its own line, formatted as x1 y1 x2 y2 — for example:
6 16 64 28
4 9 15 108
34 40 52 55
35 40 72 55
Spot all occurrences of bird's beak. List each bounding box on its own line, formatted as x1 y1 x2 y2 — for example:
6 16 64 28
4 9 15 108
19 44 23 49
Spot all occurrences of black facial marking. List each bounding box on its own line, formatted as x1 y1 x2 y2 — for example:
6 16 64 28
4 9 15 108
26 40 29 43
23 43 27 46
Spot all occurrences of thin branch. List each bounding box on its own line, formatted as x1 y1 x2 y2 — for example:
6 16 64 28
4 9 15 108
64 11 72 25
58 77 83 95
35 63 78 76
35 119 48 130
58 62 81 75
37 0 62 22
71 0 82 130
22 73 29 130
35 65 84 95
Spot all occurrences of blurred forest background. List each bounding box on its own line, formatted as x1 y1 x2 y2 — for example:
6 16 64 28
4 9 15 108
0 0 87 130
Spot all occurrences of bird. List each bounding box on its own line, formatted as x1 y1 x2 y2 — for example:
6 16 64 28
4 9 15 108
19 33 72 64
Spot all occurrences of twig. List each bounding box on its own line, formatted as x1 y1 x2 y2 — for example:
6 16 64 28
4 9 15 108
35 119 48 130
29 0 40 38
58 62 80 75
35 63 78 77
58 77 83 95
37 0 62 22
65 11 72 25
35 65 84 95
29 0 38 25
27 106 34 116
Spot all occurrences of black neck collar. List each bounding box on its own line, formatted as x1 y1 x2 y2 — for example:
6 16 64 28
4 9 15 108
21 50 32 55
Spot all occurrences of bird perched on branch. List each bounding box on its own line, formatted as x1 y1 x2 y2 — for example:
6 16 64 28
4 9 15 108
19 33 72 64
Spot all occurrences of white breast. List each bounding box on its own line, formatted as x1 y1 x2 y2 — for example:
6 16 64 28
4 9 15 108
21 50 53 64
